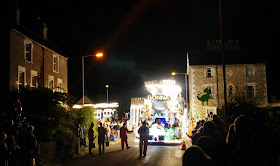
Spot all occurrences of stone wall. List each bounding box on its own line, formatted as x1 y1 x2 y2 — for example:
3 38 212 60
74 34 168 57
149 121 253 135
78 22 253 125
39 141 56 163
189 64 267 119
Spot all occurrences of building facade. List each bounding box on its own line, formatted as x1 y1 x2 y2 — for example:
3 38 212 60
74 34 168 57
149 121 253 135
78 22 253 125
9 29 68 92
7 8 68 93
188 64 268 119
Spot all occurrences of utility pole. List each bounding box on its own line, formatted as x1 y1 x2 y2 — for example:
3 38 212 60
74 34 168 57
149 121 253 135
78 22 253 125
219 0 228 124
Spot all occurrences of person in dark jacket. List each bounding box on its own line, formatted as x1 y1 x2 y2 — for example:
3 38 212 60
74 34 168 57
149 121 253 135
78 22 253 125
88 123 95 155
26 126 38 166
98 123 106 155
138 121 149 157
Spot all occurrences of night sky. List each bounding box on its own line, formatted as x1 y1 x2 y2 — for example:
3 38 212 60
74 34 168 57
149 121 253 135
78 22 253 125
16 0 280 112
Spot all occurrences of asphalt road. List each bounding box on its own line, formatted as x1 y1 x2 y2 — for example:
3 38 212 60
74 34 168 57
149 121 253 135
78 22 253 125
63 132 188 166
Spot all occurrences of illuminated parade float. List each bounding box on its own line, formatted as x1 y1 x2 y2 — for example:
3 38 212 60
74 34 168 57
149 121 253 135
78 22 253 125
129 79 186 143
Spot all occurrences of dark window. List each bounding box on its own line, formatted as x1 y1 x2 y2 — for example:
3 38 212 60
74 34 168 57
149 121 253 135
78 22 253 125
206 86 214 99
53 55 59 72
31 75 37 87
247 86 254 99
246 66 253 77
229 85 233 96
206 68 213 78
25 43 32 62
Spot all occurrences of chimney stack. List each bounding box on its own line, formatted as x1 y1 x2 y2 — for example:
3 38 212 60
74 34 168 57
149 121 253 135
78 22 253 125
43 23 48 40
16 8 20 25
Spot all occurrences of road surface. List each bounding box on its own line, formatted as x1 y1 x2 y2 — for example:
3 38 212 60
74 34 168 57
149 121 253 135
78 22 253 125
63 132 190 166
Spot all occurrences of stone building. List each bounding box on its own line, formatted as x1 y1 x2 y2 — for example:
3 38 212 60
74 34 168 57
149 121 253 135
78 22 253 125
7 8 68 93
189 63 268 119
188 40 268 119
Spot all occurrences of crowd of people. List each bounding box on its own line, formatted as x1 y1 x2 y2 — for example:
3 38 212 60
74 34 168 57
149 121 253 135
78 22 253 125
81 120 150 158
0 123 39 166
77 120 130 155
183 113 277 166
1 98 39 166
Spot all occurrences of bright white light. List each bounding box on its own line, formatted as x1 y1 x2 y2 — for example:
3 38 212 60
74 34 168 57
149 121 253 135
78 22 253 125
94 103 119 108
72 102 119 109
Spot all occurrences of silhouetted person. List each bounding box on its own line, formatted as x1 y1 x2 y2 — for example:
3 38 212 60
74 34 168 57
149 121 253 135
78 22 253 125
120 123 130 150
77 124 87 148
138 121 149 157
203 121 228 166
26 125 38 166
229 115 255 166
88 123 95 155
196 136 217 163
0 133 9 166
226 124 238 152
18 123 29 165
98 123 106 155
182 145 214 166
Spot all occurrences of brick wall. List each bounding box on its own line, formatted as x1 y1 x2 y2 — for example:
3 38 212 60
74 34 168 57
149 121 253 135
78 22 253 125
9 30 68 92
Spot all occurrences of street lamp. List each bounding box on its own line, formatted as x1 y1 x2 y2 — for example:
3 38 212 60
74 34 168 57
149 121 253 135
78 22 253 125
82 52 103 106
171 72 189 112
106 84 109 103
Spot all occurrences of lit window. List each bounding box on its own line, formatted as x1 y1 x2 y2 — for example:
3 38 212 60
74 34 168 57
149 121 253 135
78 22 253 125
31 70 38 88
53 54 59 72
228 85 233 96
246 66 254 77
48 75 54 89
206 67 213 78
206 86 214 99
247 86 254 99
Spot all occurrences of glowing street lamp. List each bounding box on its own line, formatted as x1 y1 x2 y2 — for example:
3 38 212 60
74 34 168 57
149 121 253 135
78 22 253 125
106 84 109 103
82 52 103 106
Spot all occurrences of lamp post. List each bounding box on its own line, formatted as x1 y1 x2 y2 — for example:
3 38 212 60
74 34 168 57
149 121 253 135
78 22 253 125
82 53 103 106
106 84 109 103
171 72 189 113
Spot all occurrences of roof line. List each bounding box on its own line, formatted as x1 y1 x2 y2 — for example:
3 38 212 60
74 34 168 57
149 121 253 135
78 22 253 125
11 28 68 60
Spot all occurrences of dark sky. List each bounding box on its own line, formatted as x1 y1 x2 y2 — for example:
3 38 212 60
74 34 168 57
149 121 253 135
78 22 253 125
17 0 280 111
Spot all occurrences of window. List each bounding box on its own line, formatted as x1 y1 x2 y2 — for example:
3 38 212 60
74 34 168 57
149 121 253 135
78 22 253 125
247 86 254 99
24 39 33 62
53 54 59 72
206 86 214 99
48 75 54 89
18 66 26 88
228 85 233 96
57 78 63 92
206 67 213 78
31 70 38 88
246 66 254 77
